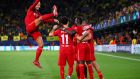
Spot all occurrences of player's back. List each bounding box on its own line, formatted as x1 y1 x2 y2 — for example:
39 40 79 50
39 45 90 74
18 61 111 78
55 28 74 46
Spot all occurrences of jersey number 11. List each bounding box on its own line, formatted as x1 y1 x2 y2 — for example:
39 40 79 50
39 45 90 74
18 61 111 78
61 34 69 45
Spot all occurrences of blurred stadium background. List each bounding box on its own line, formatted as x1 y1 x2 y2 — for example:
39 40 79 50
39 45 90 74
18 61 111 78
0 0 140 79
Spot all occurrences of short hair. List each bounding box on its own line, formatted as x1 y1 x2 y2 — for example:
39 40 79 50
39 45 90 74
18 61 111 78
75 16 83 25
60 16 69 25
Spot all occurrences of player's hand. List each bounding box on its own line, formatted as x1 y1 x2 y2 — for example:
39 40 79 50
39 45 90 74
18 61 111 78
52 25 58 30
54 19 59 24
76 36 82 41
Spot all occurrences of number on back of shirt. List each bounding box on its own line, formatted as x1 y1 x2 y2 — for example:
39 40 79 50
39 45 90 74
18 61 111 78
61 34 69 45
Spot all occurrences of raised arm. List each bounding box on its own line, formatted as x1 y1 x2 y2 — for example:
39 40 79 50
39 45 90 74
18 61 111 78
49 25 58 36
59 28 76 36
28 0 40 11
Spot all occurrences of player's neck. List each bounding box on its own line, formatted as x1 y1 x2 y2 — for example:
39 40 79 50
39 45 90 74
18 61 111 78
63 25 68 28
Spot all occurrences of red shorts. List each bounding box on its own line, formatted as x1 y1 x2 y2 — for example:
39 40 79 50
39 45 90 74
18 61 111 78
58 45 74 66
26 22 41 40
77 43 91 61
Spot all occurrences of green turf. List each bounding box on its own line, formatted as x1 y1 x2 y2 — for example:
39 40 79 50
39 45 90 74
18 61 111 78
0 51 140 79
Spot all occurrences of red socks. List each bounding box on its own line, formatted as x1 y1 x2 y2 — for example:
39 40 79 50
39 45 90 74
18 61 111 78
98 71 104 79
79 64 84 79
35 46 43 62
60 66 64 79
40 13 54 21
87 64 94 79
68 66 73 76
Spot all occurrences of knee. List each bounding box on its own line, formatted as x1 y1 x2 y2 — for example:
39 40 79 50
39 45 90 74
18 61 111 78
92 61 97 65
39 43 44 48
69 65 73 68
60 66 65 70
86 61 92 65
41 43 44 47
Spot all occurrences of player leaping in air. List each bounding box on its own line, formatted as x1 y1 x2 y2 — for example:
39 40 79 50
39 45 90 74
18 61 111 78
25 0 58 68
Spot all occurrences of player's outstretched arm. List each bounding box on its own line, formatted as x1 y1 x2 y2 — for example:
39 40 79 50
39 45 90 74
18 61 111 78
49 25 58 36
28 0 40 11
60 28 76 36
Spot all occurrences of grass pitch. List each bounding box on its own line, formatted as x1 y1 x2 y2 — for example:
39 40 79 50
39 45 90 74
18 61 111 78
0 51 140 79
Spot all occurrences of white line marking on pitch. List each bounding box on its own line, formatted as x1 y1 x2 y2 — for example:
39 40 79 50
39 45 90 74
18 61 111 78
96 53 140 62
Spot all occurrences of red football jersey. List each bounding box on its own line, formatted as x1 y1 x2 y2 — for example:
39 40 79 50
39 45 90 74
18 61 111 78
83 24 93 31
25 0 41 27
75 26 83 36
71 25 77 31
53 28 74 46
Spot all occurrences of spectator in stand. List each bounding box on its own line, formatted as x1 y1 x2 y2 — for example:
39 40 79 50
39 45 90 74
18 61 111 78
132 36 137 45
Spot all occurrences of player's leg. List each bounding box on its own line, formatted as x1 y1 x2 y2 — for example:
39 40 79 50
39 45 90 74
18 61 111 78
39 13 55 22
35 36 44 62
84 64 87 79
91 48 104 79
66 52 74 79
92 61 104 79
58 49 66 79
73 46 80 79
29 13 54 28
66 64 73 79
76 44 85 79
84 44 93 79
39 5 58 21
76 62 80 79
27 13 56 32
33 35 44 68
27 5 58 31
86 61 94 79
75 59 87 79
60 66 65 79
78 61 85 79
26 20 40 33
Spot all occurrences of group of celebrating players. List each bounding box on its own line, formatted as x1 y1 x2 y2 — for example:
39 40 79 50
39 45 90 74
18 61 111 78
24 0 104 79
